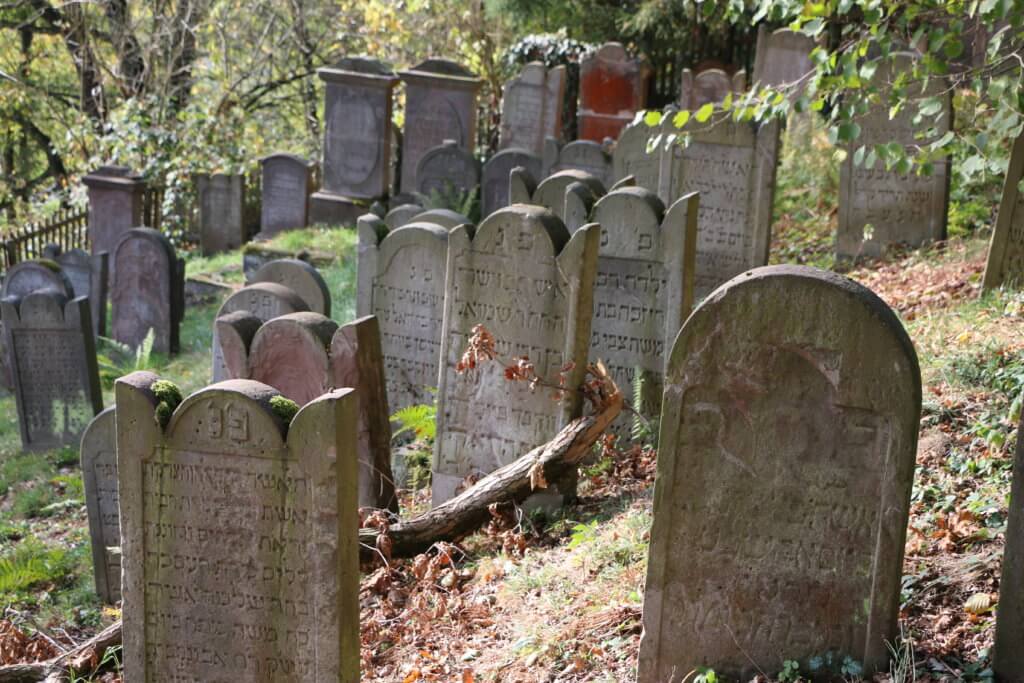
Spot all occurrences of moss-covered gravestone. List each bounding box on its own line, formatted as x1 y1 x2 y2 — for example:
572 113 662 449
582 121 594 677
81 407 120 603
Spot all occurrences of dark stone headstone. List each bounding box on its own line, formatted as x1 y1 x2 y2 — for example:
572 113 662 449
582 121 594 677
983 130 1024 291
111 228 184 354
82 165 146 263
47 246 110 337
249 258 331 317
259 153 315 237
995 412 1024 680
499 62 566 155
197 172 246 255
482 148 543 217
416 139 481 199
678 68 745 110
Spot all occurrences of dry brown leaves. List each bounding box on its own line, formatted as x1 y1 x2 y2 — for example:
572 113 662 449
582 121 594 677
849 248 985 319
0 619 59 665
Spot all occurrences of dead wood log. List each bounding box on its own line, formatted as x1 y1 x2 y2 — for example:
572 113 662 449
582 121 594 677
0 620 122 683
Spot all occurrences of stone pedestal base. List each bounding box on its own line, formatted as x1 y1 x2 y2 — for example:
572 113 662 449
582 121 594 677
310 192 372 227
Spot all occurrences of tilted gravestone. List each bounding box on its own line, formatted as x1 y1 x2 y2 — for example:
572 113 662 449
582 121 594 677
995 412 1024 680
482 148 543 217
590 188 699 432
678 68 745 111
111 228 185 354
752 26 816 98
45 247 109 338
82 165 146 262
638 265 920 682
197 172 246 255
578 42 651 142
983 130 1024 291
217 312 396 511
80 407 120 603
385 203 424 231
259 153 315 237
532 169 607 224
433 205 600 504
546 139 614 187
398 59 482 194
416 139 481 199
357 215 449 414
837 53 952 262
115 372 360 682
249 258 331 317
3 291 103 451
499 62 567 155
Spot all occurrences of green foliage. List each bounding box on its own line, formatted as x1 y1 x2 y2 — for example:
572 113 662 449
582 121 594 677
424 186 481 224
96 330 160 388
269 395 299 425
629 369 659 446
567 519 601 549
0 540 70 594
778 660 801 683
391 403 438 442
391 401 437 490
693 667 718 683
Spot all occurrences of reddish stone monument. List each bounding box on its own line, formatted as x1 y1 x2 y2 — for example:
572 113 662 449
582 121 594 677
578 43 650 142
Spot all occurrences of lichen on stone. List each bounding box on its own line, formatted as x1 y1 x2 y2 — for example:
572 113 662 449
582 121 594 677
270 395 299 424
151 379 183 429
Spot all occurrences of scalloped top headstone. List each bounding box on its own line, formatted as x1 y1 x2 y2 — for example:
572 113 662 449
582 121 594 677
499 62 567 155
578 42 650 142
111 228 184 354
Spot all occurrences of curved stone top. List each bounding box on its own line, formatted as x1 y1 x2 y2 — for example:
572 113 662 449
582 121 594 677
218 281 310 317
410 208 472 230
114 227 176 264
257 311 339 349
260 152 315 167
535 169 607 201
593 185 666 224
164 379 290 448
319 55 397 81
476 204 570 256
400 58 481 86
251 258 331 317
1 260 74 301
1 288 74 321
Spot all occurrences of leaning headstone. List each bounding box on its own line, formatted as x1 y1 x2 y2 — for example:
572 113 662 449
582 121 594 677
546 139 614 187
433 206 600 504
80 407 120 603
995 412 1024 680
678 68 745 110
499 62 567 155
111 228 184 354
416 140 481 199
482 148 543 217
409 208 471 229
837 53 952 261
249 258 331 317
532 170 607 223
638 265 921 682
752 26 816 98
48 247 109 338
197 172 246 255
590 188 698 432
983 130 1024 291
398 59 482 194
357 216 448 414
259 153 315 237
578 43 650 142
82 165 146 261
115 372 360 682
3 291 103 451
385 203 424 230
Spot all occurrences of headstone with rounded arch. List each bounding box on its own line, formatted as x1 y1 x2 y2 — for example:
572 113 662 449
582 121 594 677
482 148 543 217
259 153 315 237
409 208 471 230
578 42 651 142
249 258 331 317
416 139 481 199
678 67 745 110
111 228 184 354
546 139 613 187
384 203 425 230
532 169 607 224
48 247 109 337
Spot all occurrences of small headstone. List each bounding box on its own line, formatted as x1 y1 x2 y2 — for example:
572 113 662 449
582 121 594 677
612 113 667 193
983 131 1024 291
3 291 103 451
638 265 921 682
409 208 471 229
259 153 315 237
249 258 331 317
995 412 1024 680
433 206 600 504
482 148 543 217
563 181 600 234
111 228 184 354
499 62 567 155
385 203 425 230
1 260 73 300
678 68 745 110
509 166 538 204
82 165 146 261
578 43 651 142
197 172 246 255
837 53 951 261
547 140 614 187
752 26 816 98
532 170 607 224
115 372 360 682
49 247 109 338
241 243 334 280
416 139 481 199
80 407 120 603
398 59 482 193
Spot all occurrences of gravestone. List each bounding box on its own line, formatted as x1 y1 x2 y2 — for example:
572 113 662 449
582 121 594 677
983 130 1024 291
752 26 816 97
416 140 481 199
546 139 614 187
81 407 120 603
82 165 146 261
115 372 360 682
399 59 482 194
499 62 567 155
241 243 334 281
837 53 952 261
995 412 1024 680
385 203 424 230
47 247 109 338
482 148 543 217
509 165 538 204
357 215 448 414
638 265 920 682
111 228 184 354
578 43 650 142
679 68 745 110
0 259 75 375
532 170 607 224
409 208 471 229
590 188 699 432
433 205 600 504
249 258 331 317
612 113 667 193
259 153 315 237
3 291 103 451
197 172 246 255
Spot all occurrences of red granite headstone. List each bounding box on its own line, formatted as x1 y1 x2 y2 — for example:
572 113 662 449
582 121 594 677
578 43 650 142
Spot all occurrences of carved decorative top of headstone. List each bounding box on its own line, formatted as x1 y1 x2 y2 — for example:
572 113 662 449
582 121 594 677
111 227 184 354
547 139 614 186
80 407 120 603
259 153 315 237
1 260 73 301
385 203 425 230
416 139 481 199
499 62 567 155
752 26 816 98
532 169 607 224
983 130 1024 291
482 148 543 217
250 258 331 317
578 42 651 142
197 172 246 255
678 68 745 110
638 265 920 682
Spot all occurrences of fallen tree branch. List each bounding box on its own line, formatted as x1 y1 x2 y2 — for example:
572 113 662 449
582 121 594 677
0 620 121 683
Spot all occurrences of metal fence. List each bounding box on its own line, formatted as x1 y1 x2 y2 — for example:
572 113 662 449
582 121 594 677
1 208 89 273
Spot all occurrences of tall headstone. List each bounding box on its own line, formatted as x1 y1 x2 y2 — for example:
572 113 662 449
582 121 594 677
679 68 745 110
197 172 246 255
3 291 103 451
532 170 607 224
433 206 600 504
111 228 184 354
259 153 315 237
499 62 567 155
416 140 481 199
983 130 1024 291
995 412 1024 680
357 216 448 414
82 165 146 260
48 247 109 338
837 53 952 261
398 59 482 193
638 265 920 682
482 148 543 217
115 372 360 682
578 43 650 142
752 26 816 97
249 258 331 317
546 139 614 187
80 407 120 603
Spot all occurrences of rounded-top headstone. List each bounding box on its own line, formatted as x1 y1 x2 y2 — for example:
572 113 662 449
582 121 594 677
1 260 73 302
384 203 425 230
533 169 607 220
409 208 472 230
250 258 331 317
248 312 339 406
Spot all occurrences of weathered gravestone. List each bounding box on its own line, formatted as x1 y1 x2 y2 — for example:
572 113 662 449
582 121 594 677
532 169 607 224
837 53 952 262
679 68 745 111
111 228 185 354
433 205 600 504
115 372 360 682
44 246 110 338
241 243 335 281
3 291 103 451
638 265 920 683
385 203 424 230
995 411 1024 681
983 130 1024 291
590 188 698 432
82 165 146 261
357 215 449 414
752 26 816 98
197 172 246 255
218 312 396 511
416 140 481 199
545 139 614 187
578 43 651 142
81 407 120 603
259 153 315 238
499 62 567 155
399 59 482 194
612 112 669 193
249 258 331 317
409 208 471 229
482 148 543 217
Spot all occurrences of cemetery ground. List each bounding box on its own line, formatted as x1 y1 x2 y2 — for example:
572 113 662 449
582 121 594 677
1 128 1023 682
